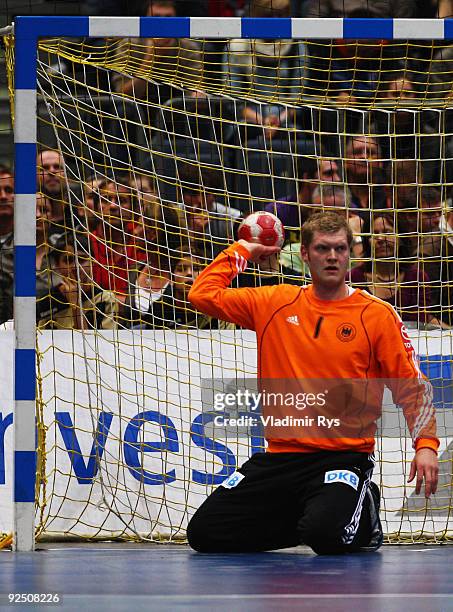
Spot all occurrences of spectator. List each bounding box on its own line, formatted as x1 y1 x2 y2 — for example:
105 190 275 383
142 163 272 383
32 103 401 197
304 5 416 101
114 0 203 107
0 166 13 238
304 0 414 18
429 45 453 98
128 246 234 329
128 173 157 211
398 186 443 260
84 0 209 17
37 149 65 202
344 134 386 218
83 0 143 15
36 194 53 272
37 235 120 330
123 197 183 325
348 213 433 324
179 165 241 257
132 194 183 260
311 184 364 257
374 74 444 185
208 0 245 16
277 242 312 278
398 186 452 327
279 184 364 271
75 176 103 233
417 0 453 17
224 0 305 138
35 194 61 314
437 0 453 17
310 183 350 210
89 176 137 300
265 157 342 231
37 149 68 242
425 0 453 94
383 159 419 210
0 166 14 324
127 173 178 244
435 201 453 326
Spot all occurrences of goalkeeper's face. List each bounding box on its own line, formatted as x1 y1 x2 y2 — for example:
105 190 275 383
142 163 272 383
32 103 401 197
301 230 350 290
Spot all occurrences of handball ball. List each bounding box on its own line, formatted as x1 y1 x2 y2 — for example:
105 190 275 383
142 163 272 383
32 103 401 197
238 211 285 248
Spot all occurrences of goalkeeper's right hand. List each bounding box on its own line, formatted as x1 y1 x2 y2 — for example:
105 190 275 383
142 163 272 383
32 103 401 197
237 240 281 263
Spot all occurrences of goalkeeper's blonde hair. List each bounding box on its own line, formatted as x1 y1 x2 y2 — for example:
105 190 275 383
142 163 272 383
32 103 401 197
301 211 353 248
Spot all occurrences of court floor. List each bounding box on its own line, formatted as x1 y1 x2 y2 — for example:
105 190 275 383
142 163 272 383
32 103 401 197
1 543 453 612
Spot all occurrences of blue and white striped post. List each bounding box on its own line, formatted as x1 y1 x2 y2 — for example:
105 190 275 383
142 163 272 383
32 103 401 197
13 16 90 553
12 15 453 551
14 17 39 553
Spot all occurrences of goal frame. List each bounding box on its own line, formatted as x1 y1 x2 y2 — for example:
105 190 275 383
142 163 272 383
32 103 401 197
12 15 453 551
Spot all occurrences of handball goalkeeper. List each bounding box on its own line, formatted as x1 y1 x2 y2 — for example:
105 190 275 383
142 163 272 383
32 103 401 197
187 211 439 555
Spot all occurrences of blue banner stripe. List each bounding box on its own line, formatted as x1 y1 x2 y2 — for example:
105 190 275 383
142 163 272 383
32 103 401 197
14 451 36 503
15 246 36 297
15 143 36 194
140 16 190 38
15 349 36 401
419 354 452 379
343 18 393 39
242 17 292 39
419 354 453 409
15 16 89 38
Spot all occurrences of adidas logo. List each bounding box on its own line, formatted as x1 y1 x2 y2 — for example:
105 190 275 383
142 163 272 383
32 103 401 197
286 315 300 326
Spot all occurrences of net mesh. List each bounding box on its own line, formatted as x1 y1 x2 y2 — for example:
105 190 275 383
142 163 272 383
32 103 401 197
5 32 453 542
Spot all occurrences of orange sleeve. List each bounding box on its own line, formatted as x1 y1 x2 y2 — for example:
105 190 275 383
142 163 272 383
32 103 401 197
188 242 278 330
369 305 439 454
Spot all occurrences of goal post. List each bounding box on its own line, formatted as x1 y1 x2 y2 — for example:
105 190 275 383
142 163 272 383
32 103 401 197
9 16 453 551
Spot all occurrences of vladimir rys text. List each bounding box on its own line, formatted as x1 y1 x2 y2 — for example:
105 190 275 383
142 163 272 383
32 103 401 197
213 414 340 429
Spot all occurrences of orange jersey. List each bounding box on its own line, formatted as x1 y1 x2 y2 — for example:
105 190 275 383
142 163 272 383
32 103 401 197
189 242 439 455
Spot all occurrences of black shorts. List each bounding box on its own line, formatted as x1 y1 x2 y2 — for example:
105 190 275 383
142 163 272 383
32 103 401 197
187 450 375 555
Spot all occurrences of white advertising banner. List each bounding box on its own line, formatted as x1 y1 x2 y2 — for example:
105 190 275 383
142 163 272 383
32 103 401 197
0 329 451 539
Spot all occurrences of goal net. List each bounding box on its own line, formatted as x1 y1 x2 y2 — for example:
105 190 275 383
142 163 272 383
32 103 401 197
4 25 453 544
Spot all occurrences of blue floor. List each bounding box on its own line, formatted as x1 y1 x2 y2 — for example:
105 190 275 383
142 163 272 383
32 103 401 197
1 544 453 611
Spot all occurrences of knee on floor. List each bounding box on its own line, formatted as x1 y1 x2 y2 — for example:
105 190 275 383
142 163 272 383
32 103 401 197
186 515 211 552
298 518 346 553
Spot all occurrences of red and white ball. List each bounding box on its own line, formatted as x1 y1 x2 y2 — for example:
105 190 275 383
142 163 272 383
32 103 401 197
237 211 285 248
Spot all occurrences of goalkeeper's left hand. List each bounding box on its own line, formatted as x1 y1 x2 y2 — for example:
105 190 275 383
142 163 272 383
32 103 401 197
408 448 439 498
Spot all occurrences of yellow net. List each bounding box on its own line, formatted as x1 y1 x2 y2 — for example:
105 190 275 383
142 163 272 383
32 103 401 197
3 33 453 543
37 36 453 108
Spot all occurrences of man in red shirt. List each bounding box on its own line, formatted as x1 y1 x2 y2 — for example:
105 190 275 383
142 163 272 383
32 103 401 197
187 211 438 554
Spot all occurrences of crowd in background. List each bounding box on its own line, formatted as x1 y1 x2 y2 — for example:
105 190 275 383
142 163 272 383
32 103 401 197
0 141 452 332
81 0 453 19
1 0 453 331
